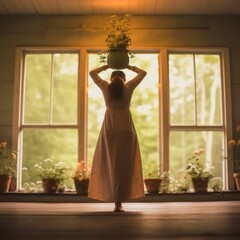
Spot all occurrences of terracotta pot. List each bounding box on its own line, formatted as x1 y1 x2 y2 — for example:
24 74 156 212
42 178 60 194
107 50 129 69
192 177 209 193
74 178 89 195
0 175 12 193
9 176 17 191
144 178 162 194
233 173 240 191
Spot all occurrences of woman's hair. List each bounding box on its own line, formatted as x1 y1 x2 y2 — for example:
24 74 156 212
108 71 126 101
110 71 126 80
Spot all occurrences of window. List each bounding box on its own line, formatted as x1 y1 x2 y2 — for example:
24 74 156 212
14 47 231 191
88 53 159 176
20 53 79 188
168 53 224 180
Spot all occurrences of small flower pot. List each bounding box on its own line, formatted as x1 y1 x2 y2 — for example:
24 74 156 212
42 178 60 194
9 176 17 191
0 175 12 193
192 177 209 193
144 178 162 194
233 173 240 191
74 178 89 195
107 50 129 70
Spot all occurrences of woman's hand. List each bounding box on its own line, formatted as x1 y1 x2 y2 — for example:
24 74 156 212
127 65 135 71
102 65 108 71
89 65 109 83
127 65 147 77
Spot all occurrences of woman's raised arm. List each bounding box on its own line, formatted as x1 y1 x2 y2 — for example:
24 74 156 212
126 65 147 89
89 65 109 85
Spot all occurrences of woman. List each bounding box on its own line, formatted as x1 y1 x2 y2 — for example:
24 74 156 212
88 65 147 212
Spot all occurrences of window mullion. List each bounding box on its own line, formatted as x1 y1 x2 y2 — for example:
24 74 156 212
49 54 54 125
161 49 170 173
193 54 198 126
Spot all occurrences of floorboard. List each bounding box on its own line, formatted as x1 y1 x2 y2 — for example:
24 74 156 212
0 201 240 239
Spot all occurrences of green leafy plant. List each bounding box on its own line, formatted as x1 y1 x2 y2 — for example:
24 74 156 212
99 14 134 64
23 181 42 193
144 162 160 179
34 158 70 182
98 51 108 64
0 141 17 176
160 171 181 193
160 171 171 193
105 14 132 50
209 177 223 192
175 176 191 193
186 149 214 179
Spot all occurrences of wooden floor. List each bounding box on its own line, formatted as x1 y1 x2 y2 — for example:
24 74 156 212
0 201 240 239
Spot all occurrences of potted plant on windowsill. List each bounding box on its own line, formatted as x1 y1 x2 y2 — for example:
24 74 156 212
228 124 240 191
160 171 179 193
144 165 162 194
34 158 70 194
0 141 17 193
100 14 133 69
209 177 223 192
186 149 214 193
73 160 90 195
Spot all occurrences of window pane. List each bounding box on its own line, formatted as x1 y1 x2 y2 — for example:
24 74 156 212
88 54 106 165
24 54 51 124
169 131 223 179
52 54 78 124
88 53 159 174
169 54 195 125
169 53 223 126
22 128 78 189
131 54 159 173
195 55 222 125
24 53 78 125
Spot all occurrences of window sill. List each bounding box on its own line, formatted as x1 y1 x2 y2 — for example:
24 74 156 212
0 191 240 203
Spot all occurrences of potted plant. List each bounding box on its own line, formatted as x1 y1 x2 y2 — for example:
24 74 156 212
186 149 214 193
101 14 132 69
0 141 17 193
34 158 69 194
160 171 181 193
144 166 161 194
73 160 90 195
209 177 223 192
175 175 191 193
228 124 240 191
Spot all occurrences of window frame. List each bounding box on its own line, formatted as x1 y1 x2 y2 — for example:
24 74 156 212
13 46 233 191
160 48 233 190
13 47 88 189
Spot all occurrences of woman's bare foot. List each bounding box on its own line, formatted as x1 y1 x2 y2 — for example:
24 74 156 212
114 202 125 212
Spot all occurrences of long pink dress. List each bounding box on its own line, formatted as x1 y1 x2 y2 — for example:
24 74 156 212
88 72 145 202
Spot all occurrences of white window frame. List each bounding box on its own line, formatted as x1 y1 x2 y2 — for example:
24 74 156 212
13 47 88 189
160 47 233 190
13 46 233 191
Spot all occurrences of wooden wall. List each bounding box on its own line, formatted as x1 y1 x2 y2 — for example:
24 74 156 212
0 15 240 143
